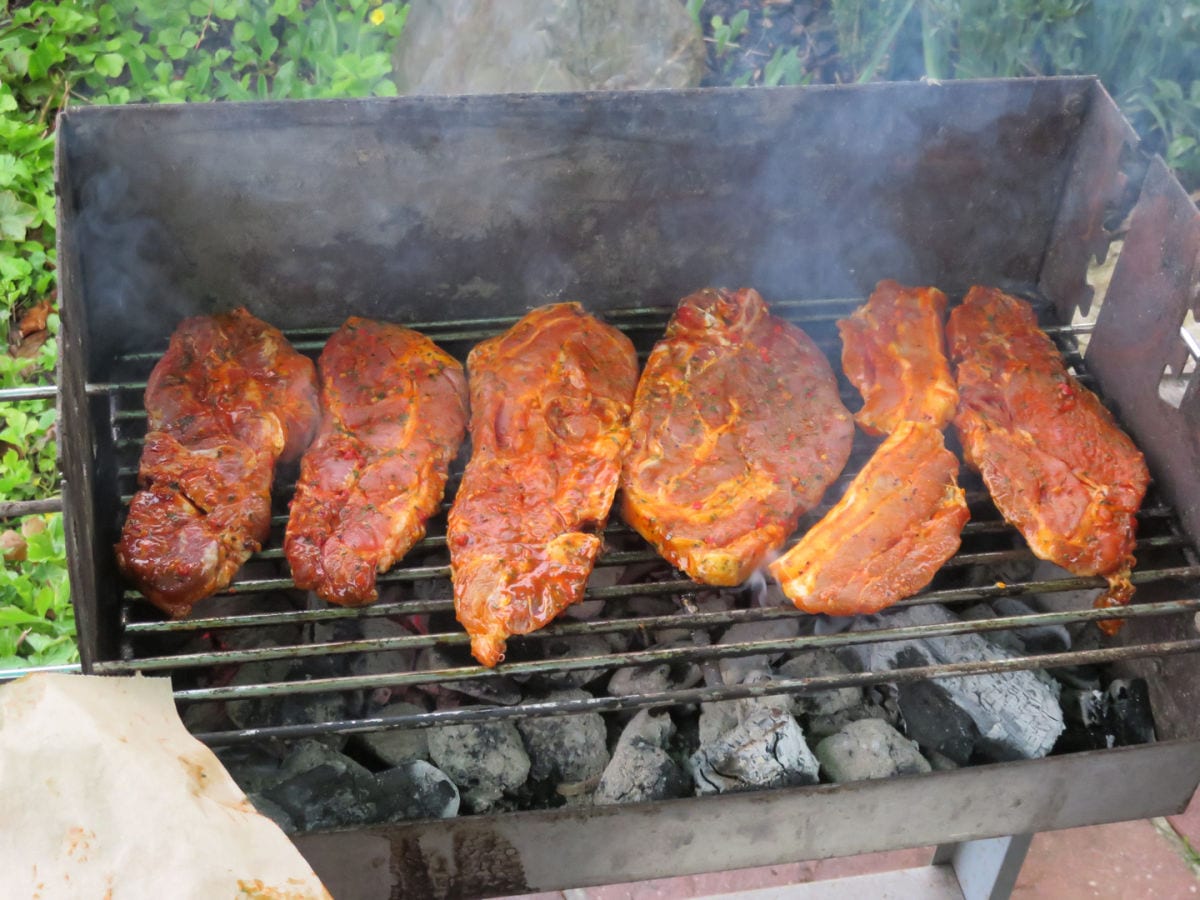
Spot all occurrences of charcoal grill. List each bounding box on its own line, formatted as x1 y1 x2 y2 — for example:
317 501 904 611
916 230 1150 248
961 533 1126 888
40 78 1200 897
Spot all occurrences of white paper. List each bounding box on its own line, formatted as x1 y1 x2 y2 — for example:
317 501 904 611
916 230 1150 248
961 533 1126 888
0 672 330 899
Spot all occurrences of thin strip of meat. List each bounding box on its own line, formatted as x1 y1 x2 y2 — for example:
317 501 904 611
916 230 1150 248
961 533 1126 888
621 288 854 586
839 279 959 436
285 317 468 606
769 421 969 615
116 308 320 617
947 286 1150 626
448 303 638 667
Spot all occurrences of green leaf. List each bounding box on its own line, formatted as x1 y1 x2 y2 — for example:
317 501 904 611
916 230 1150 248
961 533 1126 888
233 20 254 42
0 191 37 242
94 52 126 78
0 607 49 628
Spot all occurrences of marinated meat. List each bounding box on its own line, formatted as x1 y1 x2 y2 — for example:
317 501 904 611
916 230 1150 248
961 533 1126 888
947 286 1150 625
285 317 468 606
621 288 854 586
839 280 958 435
769 421 968 615
448 303 638 667
116 308 320 617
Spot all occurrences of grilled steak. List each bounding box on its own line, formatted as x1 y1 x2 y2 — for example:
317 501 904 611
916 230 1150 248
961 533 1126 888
116 308 320 617
839 280 959 436
769 421 968 615
285 317 468 606
948 286 1150 623
621 288 854 586
448 303 638 667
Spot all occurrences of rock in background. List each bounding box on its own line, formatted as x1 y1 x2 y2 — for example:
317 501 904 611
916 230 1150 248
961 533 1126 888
394 0 705 94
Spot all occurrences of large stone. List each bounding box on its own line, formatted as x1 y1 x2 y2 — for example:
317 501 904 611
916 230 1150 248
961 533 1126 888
517 689 610 787
815 719 932 783
394 0 705 95
427 720 531 813
847 604 1064 760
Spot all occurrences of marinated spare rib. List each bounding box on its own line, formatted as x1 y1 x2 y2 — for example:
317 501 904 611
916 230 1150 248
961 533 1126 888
839 280 959 435
947 286 1150 624
285 317 468 606
116 308 320 617
769 421 968 615
622 288 854 586
448 303 638 667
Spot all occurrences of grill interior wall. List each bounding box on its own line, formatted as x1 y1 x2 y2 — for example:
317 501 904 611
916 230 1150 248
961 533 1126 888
53 78 1200 740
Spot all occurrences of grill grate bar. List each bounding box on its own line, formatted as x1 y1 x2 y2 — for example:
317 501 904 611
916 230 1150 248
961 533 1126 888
109 594 1200 676
165 601 1200 708
120 532 1192 629
191 637 1200 747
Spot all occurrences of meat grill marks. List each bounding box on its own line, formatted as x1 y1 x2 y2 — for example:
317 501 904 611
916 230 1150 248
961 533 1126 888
621 288 854 587
448 303 638 667
948 286 1151 624
285 317 468 606
115 308 320 617
839 280 959 435
769 421 969 615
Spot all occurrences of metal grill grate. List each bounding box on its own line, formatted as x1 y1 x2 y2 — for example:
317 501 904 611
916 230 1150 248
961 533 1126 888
93 296 1200 747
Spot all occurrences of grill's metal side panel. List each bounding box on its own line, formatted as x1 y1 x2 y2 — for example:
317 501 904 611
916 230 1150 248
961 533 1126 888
54 114 108 669
294 741 1200 900
1088 158 1200 546
60 79 1091 375
1038 80 1141 322
1083 156 1200 737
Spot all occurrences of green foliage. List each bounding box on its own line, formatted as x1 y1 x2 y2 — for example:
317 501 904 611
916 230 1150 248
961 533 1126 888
0 514 76 669
763 46 810 88
711 9 749 59
829 0 1200 188
0 0 411 669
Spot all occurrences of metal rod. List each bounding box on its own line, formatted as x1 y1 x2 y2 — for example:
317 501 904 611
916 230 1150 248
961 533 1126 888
0 385 57 402
191 637 1200 746
110 596 1200 675
0 496 62 519
153 598 1200 700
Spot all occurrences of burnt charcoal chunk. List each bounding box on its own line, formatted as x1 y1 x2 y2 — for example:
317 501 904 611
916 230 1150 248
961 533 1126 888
1057 679 1157 753
517 689 610 787
1108 679 1156 746
897 680 979 765
427 721 531 813
691 706 819 795
375 761 460 821
355 702 430 767
247 792 297 834
815 719 932 783
263 763 379 831
594 709 689 805
214 744 282 795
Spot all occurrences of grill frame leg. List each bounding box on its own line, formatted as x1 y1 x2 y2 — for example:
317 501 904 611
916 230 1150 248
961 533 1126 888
933 833 1033 900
